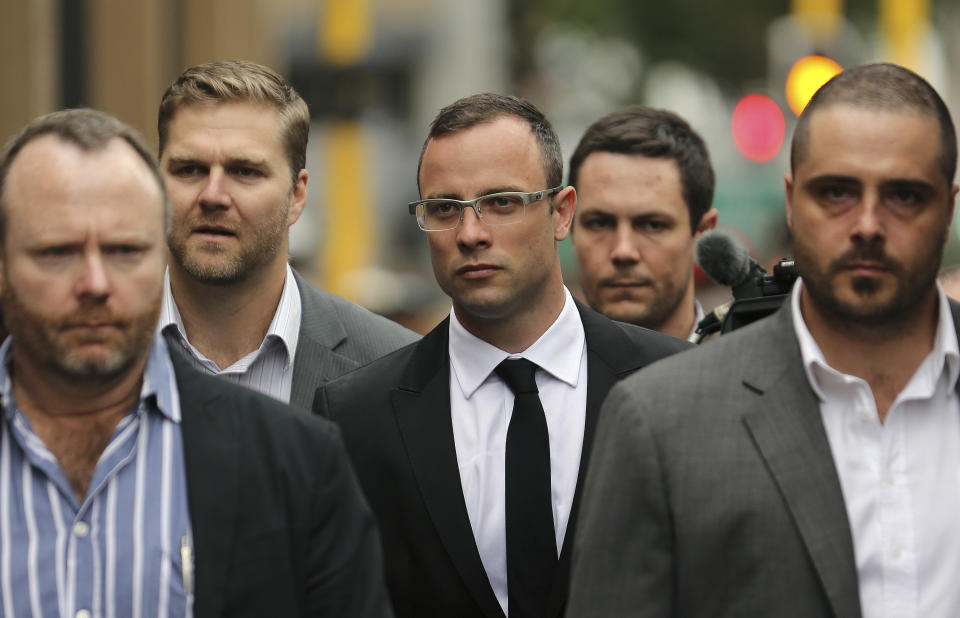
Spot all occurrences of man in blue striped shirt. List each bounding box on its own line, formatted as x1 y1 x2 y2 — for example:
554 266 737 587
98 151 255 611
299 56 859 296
0 109 391 617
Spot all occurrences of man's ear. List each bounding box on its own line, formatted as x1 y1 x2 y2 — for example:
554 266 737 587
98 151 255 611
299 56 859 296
784 173 795 230
288 169 308 227
694 208 718 237
553 186 576 242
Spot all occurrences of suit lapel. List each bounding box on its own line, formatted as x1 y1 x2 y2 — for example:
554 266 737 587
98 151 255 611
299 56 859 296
548 302 659 616
391 320 505 618
289 271 359 409
740 305 861 618
175 354 242 618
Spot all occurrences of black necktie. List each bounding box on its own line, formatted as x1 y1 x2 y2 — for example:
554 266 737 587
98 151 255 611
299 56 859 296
495 358 556 617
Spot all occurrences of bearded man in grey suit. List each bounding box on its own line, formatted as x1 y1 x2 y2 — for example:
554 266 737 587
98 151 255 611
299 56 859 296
157 61 416 409
567 62 960 618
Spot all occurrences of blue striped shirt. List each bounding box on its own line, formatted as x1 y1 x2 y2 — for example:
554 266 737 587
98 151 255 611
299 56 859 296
0 334 192 618
159 264 301 403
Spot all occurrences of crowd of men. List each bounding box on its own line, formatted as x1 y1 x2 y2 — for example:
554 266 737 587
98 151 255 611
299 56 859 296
0 58 957 618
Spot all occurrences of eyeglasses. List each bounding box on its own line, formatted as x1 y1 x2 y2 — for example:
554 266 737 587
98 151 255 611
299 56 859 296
408 186 564 231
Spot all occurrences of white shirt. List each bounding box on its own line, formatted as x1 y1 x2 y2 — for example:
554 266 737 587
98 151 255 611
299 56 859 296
159 264 302 403
448 287 588 615
792 280 960 618
688 298 706 341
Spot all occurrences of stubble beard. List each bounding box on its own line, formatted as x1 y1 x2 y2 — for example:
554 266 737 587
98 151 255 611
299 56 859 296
167 203 289 286
0 283 162 385
593 271 689 331
794 237 943 331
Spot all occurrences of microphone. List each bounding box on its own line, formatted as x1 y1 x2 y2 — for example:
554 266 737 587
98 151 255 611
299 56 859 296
693 230 800 338
695 230 765 297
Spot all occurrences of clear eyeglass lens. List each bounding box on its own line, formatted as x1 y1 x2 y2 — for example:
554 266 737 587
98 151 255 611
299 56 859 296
420 201 461 230
478 194 525 224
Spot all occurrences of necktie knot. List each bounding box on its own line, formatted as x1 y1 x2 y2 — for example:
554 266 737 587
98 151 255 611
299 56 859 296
495 358 539 395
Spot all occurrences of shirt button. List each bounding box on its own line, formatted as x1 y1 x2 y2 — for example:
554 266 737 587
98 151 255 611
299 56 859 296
891 547 902 560
858 409 872 421
73 521 89 538
76 610 91 618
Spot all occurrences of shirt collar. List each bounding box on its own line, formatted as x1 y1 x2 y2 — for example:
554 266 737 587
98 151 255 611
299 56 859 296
159 263 302 370
688 298 705 340
0 332 182 424
448 287 586 399
791 278 960 399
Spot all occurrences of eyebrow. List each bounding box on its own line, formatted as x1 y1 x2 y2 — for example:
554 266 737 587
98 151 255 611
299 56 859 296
423 186 525 201
802 174 860 189
164 155 271 169
802 174 938 193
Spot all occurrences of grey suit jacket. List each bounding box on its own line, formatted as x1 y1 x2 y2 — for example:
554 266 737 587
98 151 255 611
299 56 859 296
567 300 960 618
288 270 418 409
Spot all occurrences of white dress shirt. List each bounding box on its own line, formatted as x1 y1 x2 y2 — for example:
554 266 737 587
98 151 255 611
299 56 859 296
448 287 588 615
792 280 960 618
159 264 302 403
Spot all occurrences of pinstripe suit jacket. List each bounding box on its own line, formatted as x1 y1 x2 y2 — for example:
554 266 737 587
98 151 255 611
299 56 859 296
567 300 960 618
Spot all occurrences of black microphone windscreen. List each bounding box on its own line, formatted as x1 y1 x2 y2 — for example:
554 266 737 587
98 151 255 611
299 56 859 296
695 230 752 287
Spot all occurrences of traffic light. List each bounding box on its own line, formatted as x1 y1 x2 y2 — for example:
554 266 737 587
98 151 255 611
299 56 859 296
784 54 843 116
731 94 785 163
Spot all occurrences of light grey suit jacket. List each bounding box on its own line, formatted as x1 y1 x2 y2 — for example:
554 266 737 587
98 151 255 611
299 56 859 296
567 300 960 618
289 270 418 409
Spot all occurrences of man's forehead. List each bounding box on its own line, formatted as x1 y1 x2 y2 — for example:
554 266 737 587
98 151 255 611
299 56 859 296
419 117 543 188
162 101 287 166
6 135 163 211
797 105 943 172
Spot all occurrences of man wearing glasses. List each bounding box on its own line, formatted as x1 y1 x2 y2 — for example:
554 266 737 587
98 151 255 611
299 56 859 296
314 93 690 618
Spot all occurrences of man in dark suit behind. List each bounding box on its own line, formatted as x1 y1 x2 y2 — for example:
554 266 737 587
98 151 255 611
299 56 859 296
567 63 960 617
314 93 691 617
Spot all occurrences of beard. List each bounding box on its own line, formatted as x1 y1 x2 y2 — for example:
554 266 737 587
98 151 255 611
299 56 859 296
794 236 943 329
590 270 690 331
167 203 289 285
1 283 161 384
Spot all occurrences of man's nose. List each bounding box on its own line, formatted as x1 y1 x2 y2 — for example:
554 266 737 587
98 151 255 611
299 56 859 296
75 252 110 298
456 205 491 249
610 226 641 264
198 168 230 208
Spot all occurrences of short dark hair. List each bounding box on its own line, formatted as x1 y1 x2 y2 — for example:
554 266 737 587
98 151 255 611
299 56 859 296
0 108 167 241
417 93 563 192
791 62 957 184
158 60 310 184
569 106 715 233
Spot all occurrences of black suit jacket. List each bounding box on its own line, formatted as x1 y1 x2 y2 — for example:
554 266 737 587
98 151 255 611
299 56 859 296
172 352 393 617
314 300 692 617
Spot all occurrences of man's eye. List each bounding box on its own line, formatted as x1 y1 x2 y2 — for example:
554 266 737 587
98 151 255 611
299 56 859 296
639 220 669 232
39 246 75 258
232 167 262 178
818 185 856 201
427 202 459 218
172 165 204 177
105 245 144 256
490 195 522 208
888 188 922 205
580 217 614 230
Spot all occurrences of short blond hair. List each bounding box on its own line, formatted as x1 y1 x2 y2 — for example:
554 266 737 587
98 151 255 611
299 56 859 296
158 60 310 183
